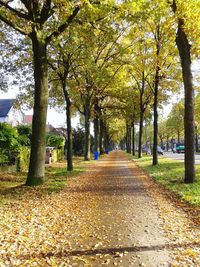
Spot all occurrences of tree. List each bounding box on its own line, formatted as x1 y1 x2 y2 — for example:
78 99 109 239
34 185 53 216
48 33 75 171
0 1 81 185
166 101 184 144
170 0 200 183
71 13 127 160
128 43 154 158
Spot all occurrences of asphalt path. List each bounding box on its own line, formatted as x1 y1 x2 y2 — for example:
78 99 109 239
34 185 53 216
163 151 200 165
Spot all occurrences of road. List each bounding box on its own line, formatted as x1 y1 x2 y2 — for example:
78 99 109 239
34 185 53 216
163 151 200 164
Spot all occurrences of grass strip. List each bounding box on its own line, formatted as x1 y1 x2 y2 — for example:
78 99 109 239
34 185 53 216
132 155 200 207
0 157 86 206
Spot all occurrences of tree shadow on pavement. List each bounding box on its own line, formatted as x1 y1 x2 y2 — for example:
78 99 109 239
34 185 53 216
17 241 200 260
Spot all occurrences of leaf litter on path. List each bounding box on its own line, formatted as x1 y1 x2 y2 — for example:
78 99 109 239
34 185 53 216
1 151 198 266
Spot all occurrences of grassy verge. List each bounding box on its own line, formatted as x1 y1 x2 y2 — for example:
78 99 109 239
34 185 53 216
132 155 200 207
0 157 86 206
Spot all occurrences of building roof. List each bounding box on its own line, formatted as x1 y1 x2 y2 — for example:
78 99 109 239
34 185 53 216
23 115 33 124
0 99 14 118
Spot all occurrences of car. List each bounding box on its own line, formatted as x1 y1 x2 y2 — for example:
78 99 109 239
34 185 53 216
176 145 185 153
157 146 164 155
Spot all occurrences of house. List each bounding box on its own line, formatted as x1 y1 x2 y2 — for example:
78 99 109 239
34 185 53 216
0 99 23 126
23 115 33 125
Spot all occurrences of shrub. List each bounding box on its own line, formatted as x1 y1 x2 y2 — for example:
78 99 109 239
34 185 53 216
0 123 19 163
16 125 32 146
16 146 30 171
46 133 65 148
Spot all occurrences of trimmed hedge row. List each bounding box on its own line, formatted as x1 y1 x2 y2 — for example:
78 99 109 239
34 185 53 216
16 146 30 172
16 147 64 172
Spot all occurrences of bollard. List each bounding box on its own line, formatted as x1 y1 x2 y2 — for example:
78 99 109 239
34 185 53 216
94 151 99 160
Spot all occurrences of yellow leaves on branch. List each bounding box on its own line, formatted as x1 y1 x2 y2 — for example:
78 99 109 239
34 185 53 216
175 0 200 56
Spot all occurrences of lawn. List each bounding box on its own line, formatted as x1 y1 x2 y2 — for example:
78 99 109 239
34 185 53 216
0 157 86 206
132 155 200 206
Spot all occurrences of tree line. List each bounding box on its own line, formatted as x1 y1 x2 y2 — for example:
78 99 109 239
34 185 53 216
0 0 199 185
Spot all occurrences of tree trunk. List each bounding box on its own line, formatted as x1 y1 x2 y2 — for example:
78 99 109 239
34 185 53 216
129 125 132 153
152 32 160 166
132 122 135 156
177 130 180 143
84 105 90 161
103 125 109 151
99 118 104 155
61 78 73 171
138 111 144 158
166 135 169 151
66 98 73 170
26 33 48 186
94 101 100 154
176 16 195 183
152 71 159 165
195 132 199 153
126 123 129 153
160 138 164 149
171 0 195 183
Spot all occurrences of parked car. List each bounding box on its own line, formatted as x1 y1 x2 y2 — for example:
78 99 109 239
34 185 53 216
176 145 185 153
157 146 164 155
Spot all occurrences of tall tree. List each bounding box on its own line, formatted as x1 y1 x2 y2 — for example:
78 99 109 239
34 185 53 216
0 1 81 185
48 36 75 171
171 0 200 183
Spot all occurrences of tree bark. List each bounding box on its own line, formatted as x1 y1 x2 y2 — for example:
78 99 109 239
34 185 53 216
138 111 144 158
99 118 104 154
152 71 159 165
66 97 73 170
94 101 100 154
175 11 195 183
129 125 132 153
132 122 135 156
103 124 109 151
126 123 129 153
84 105 90 161
195 132 199 153
166 135 169 151
152 28 160 166
26 32 48 186
177 130 180 143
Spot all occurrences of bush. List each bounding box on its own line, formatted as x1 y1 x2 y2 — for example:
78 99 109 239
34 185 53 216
0 151 9 164
46 133 65 148
16 146 30 171
52 148 64 163
0 123 19 164
16 125 32 146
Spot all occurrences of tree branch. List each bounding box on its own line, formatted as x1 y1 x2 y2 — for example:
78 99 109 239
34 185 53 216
0 0 29 19
0 14 27 35
20 0 33 20
46 6 80 43
40 0 54 24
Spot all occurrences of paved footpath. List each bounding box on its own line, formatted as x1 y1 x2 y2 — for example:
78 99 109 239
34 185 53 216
59 150 171 266
0 151 175 266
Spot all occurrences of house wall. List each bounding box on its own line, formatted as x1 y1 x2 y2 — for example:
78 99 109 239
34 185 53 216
3 107 24 126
